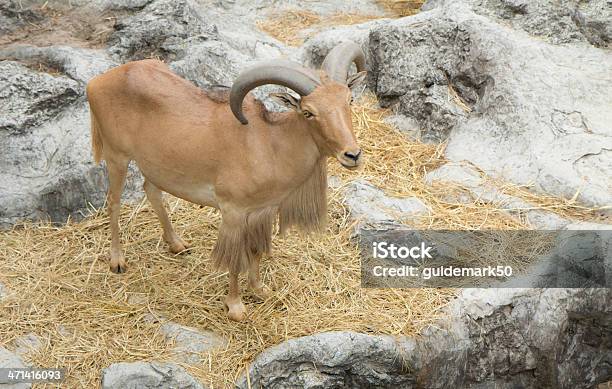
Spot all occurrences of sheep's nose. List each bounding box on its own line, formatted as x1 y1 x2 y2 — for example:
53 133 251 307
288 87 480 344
344 150 361 161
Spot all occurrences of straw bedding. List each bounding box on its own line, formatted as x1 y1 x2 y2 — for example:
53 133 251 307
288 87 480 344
257 10 383 46
0 93 600 388
256 1 427 46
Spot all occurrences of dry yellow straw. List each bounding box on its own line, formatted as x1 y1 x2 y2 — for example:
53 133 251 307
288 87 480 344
257 10 383 46
0 94 600 388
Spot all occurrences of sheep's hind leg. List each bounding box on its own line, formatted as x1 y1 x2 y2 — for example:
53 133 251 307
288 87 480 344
106 158 129 273
143 180 189 254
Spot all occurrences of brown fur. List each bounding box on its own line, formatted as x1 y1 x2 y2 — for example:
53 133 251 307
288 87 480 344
250 97 286 124
212 158 328 274
279 157 328 234
90 111 103 164
203 85 230 103
212 207 276 274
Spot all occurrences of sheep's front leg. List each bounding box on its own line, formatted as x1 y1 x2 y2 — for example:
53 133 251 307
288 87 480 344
248 253 273 300
224 271 247 322
214 210 248 322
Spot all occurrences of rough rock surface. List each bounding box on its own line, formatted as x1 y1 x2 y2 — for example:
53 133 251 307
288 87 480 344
0 347 29 389
423 0 612 47
383 114 421 140
0 97 143 226
238 288 612 388
107 0 219 61
500 229 612 288
0 0 296 227
0 45 118 84
0 61 80 134
0 0 43 36
236 332 415 388
426 163 570 229
303 0 612 209
301 18 388 71
376 2 612 208
343 179 429 230
159 322 226 364
140 312 227 365
0 44 146 226
13 333 43 357
100 361 205 389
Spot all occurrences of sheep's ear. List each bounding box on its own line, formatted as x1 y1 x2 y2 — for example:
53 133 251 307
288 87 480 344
347 71 367 90
270 92 301 111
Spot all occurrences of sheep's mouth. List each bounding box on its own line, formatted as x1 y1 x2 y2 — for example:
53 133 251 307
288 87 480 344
340 161 360 170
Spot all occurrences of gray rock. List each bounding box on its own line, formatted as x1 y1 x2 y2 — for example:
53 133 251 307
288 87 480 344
0 0 43 36
2 0 369 227
0 100 143 227
302 1 612 209
572 1 612 47
107 0 219 61
13 333 43 357
327 175 342 189
169 40 251 87
368 2 612 209
238 288 612 388
159 322 225 364
566 221 612 231
0 45 118 84
0 61 80 135
236 332 416 389
0 347 30 389
383 114 421 140
140 313 226 364
301 18 388 70
100 361 205 389
0 282 6 300
564 223 612 287
554 230 610 287
426 163 571 229
0 45 143 227
427 288 612 388
343 180 431 258
101 0 154 11
499 229 611 288
55 324 73 338
126 293 148 305
424 0 612 47
343 179 429 227
524 210 571 230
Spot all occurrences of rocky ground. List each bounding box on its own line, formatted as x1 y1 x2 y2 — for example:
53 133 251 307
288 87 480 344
0 0 611 387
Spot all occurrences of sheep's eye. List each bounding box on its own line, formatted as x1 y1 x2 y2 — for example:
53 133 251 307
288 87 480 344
303 110 314 118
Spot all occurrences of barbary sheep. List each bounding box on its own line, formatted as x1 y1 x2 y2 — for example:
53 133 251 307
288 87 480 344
86 41 366 321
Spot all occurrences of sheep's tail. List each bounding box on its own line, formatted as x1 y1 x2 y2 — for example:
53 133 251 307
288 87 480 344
90 110 104 164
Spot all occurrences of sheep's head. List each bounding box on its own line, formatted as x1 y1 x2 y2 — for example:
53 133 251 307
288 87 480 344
229 41 367 170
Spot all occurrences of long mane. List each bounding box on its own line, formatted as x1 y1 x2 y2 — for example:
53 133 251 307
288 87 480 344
212 158 328 274
278 157 328 234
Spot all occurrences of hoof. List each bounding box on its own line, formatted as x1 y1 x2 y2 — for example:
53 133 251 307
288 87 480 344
251 284 273 301
167 237 190 254
224 298 247 322
110 258 127 274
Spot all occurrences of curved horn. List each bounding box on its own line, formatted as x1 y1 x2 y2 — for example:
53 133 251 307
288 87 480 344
321 41 366 84
230 60 321 125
